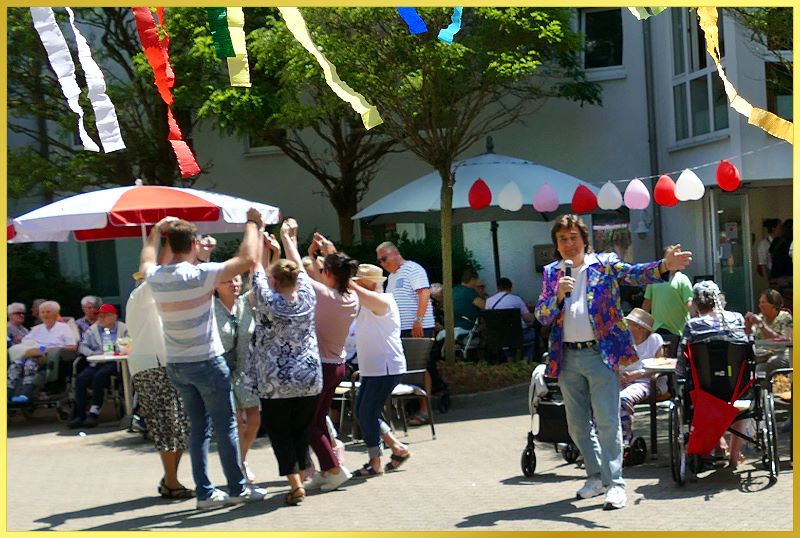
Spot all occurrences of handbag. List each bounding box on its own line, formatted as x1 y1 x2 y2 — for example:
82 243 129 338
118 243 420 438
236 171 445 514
685 344 754 456
223 312 239 371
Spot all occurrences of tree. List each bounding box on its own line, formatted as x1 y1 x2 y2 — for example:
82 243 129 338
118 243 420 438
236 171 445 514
298 7 601 362
726 8 792 95
166 8 401 246
7 7 205 200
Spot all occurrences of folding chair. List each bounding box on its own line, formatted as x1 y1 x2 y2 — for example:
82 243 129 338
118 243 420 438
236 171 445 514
389 337 436 439
481 308 528 363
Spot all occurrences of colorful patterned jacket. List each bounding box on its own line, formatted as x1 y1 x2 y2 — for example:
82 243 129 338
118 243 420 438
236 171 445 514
535 252 667 377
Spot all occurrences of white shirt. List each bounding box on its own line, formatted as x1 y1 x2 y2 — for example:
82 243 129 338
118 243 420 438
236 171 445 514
486 291 529 328
28 321 77 348
354 296 407 377
756 237 772 268
562 262 595 343
625 333 667 393
125 282 167 376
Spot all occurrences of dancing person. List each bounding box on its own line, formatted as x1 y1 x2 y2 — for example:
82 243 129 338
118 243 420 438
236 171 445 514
348 264 412 477
214 273 260 484
246 219 322 506
141 212 267 510
535 214 691 510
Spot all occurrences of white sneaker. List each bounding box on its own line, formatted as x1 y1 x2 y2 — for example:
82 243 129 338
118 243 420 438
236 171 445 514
576 477 607 499
603 485 627 510
196 488 230 510
228 486 268 504
303 472 327 490
320 466 353 492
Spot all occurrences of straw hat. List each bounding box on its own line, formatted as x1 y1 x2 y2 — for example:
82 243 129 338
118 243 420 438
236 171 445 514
625 307 655 332
352 263 387 284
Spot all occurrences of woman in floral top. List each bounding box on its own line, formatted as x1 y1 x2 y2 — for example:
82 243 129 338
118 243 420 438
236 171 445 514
745 288 793 380
535 214 692 510
246 219 322 506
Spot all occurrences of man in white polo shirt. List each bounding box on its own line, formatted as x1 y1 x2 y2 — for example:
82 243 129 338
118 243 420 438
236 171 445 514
140 210 266 510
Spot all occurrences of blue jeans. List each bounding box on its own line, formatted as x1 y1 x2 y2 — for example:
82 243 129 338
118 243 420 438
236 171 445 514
558 346 624 488
167 356 246 500
355 374 403 459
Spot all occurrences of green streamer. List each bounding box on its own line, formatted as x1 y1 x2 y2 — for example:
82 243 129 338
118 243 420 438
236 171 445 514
207 7 235 59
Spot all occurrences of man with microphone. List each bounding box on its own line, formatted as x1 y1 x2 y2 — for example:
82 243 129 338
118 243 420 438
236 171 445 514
535 214 691 510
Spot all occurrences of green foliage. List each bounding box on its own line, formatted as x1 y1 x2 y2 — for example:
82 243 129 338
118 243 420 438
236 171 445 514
7 244 93 319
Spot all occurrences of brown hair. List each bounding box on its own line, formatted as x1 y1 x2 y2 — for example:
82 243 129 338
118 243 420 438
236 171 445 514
550 214 592 260
323 252 359 295
270 259 301 289
167 219 198 254
761 288 784 310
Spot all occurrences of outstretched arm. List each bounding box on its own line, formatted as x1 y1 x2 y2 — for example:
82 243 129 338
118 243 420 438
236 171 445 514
139 216 177 274
349 281 391 316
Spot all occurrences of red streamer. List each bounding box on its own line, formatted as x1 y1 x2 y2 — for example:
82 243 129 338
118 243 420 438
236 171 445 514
132 7 200 178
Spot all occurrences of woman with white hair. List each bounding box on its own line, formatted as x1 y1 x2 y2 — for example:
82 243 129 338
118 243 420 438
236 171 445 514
7 303 29 345
676 280 750 469
76 295 101 337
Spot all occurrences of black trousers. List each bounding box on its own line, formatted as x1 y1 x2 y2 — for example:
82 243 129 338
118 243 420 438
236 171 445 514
260 395 319 476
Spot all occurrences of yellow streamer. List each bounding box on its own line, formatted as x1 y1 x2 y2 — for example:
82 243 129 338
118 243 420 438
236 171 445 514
697 7 793 144
226 7 251 87
278 7 383 130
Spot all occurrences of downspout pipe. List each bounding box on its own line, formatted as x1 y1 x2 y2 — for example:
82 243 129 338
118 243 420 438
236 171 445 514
643 17 662 258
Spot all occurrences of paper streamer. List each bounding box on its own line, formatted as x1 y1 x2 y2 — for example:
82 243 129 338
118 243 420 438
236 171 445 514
397 7 428 34
207 8 235 59
226 7 251 87
627 7 666 20
64 8 125 153
279 7 382 130
697 7 793 144
30 8 99 152
438 7 463 44
133 7 201 177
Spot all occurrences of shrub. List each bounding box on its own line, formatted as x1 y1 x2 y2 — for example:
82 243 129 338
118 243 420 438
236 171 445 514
439 360 534 395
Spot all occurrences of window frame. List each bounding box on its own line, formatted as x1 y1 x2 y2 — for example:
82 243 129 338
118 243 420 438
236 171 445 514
580 7 625 77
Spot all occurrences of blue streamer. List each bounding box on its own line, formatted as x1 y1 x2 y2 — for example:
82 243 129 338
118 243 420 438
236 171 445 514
397 7 428 34
437 7 463 44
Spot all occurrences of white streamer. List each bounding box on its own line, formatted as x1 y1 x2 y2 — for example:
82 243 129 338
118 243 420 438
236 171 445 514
65 7 125 152
30 7 99 152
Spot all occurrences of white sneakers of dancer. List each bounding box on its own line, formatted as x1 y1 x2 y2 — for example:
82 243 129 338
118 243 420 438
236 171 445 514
320 466 352 492
602 485 627 510
575 477 606 499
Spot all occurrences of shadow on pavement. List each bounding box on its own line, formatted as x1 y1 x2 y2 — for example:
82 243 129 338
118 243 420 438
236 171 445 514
455 496 611 530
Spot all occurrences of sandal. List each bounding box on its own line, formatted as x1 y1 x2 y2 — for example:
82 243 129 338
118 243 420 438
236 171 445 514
285 486 305 506
407 414 429 427
159 478 195 499
384 452 411 472
352 463 382 478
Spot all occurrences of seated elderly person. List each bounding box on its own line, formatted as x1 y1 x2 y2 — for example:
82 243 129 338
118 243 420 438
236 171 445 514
27 300 78 390
75 295 101 338
7 303 30 345
68 304 128 428
7 339 45 403
676 281 750 469
744 288 793 379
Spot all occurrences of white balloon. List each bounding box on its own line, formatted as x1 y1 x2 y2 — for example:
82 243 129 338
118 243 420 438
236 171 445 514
675 168 705 201
623 178 651 209
597 181 623 210
497 181 523 211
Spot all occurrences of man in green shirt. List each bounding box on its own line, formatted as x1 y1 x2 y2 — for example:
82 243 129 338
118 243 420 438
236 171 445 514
642 269 693 337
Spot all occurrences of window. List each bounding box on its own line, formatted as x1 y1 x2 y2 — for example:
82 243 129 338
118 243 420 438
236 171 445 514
671 9 728 141
245 128 286 155
87 241 119 297
765 62 793 121
581 9 623 69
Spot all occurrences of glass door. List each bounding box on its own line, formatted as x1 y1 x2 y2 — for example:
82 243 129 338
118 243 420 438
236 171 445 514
711 191 753 313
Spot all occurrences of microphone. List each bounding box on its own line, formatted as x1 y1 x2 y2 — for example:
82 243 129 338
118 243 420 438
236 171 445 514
564 259 573 298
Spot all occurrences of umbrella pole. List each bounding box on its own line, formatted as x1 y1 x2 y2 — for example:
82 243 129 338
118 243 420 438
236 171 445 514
140 223 147 245
490 221 501 281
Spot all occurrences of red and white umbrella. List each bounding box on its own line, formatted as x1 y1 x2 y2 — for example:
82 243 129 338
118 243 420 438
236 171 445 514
9 182 280 243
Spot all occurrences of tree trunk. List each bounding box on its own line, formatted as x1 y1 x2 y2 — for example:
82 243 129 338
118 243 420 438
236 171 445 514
439 166 456 364
337 211 355 247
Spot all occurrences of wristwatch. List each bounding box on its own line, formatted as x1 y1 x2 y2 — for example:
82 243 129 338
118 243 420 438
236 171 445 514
414 316 424 323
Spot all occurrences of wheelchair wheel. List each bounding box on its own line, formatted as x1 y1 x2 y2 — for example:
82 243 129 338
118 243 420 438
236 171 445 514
521 446 536 477
669 399 687 485
630 436 647 466
563 443 581 464
762 390 780 480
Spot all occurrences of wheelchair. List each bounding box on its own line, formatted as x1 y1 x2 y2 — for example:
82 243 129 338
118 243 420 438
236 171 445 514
55 355 126 424
668 339 780 485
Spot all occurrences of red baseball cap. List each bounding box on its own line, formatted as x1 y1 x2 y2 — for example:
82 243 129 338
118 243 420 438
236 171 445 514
97 304 118 315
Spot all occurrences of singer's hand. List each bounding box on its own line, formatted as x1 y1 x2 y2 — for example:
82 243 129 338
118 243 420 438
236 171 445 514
557 276 575 302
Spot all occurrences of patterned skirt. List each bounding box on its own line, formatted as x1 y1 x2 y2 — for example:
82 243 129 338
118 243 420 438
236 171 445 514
132 367 190 452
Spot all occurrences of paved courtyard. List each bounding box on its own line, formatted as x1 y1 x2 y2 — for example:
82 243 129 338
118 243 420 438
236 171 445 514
6 384 794 531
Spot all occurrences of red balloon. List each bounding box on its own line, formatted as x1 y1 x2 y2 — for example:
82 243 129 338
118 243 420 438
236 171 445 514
468 178 492 209
571 185 598 214
654 174 679 206
716 160 741 191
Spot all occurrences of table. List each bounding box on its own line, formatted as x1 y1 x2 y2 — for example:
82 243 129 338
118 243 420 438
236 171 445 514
86 354 132 424
755 339 793 367
642 358 678 458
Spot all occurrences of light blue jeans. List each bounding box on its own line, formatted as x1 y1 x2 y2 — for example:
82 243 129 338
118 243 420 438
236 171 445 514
167 356 246 500
558 346 624 488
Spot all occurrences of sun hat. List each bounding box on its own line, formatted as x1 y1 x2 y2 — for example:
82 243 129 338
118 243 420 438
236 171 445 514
625 307 655 333
352 263 387 284
98 304 118 315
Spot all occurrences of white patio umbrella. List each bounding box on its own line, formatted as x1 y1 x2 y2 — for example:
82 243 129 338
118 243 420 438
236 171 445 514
8 180 280 244
353 147 606 276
